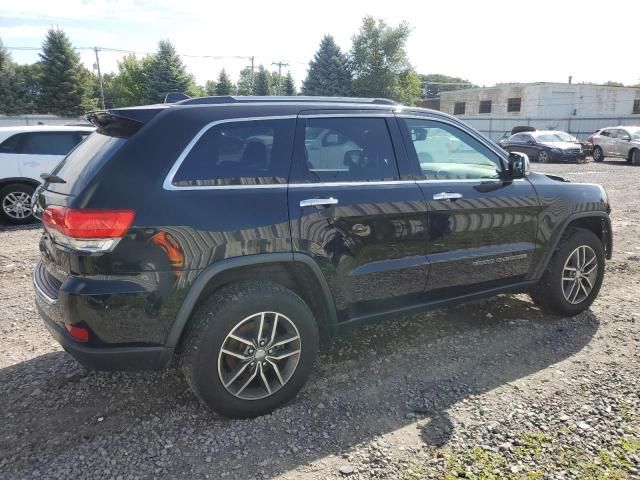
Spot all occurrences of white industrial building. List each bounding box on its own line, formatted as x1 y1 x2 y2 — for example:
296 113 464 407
438 83 640 141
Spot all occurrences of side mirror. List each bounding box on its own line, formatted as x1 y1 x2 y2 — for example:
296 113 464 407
507 152 530 179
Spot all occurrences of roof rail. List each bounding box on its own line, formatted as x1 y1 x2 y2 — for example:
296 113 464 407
177 95 398 106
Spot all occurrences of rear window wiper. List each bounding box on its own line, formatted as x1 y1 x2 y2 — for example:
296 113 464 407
40 173 66 184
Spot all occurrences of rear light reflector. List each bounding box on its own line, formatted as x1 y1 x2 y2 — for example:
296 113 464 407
42 206 135 253
65 324 89 342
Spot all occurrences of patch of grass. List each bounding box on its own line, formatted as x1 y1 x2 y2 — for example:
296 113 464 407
399 464 424 480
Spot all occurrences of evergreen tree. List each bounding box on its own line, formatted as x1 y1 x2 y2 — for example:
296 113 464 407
236 67 254 95
204 79 217 96
12 63 42 113
350 17 418 103
143 40 195 104
215 69 235 95
38 28 90 116
302 35 351 97
253 65 271 96
283 72 296 96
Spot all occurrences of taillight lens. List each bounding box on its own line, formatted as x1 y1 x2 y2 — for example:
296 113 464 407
43 206 135 253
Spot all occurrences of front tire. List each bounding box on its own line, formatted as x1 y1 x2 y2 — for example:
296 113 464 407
0 183 36 224
537 150 549 163
593 146 604 162
530 228 605 316
180 280 319 418
631 149 640 166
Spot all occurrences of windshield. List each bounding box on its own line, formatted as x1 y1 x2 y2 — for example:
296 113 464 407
534 134 562 143
552 132 577 142
628 128 640 140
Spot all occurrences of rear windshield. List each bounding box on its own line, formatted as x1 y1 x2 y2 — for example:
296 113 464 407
45 132 126 195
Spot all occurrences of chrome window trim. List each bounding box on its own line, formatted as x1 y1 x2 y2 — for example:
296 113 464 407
163 115 297 191
298 113 394 119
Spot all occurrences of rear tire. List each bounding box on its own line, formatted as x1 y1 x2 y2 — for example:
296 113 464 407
592 146 604 162
530 228 605 316
180 280 319 418
0 183 36 225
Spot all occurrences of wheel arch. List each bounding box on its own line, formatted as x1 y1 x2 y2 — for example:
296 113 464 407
0 177 40 190
541 212 612 272
164 253 338 353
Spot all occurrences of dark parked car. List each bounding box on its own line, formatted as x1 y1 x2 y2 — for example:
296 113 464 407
33 96 612 418
502 130 584 163
498 126 536 147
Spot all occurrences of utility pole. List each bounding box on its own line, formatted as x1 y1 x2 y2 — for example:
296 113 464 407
271 61 289 96
94 47 106 110
249 56 255 93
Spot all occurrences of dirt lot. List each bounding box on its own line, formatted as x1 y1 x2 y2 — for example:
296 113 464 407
1 161 639 480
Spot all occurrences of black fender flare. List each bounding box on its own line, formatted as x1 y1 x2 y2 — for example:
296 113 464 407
535 211 612 280
163 252 338 351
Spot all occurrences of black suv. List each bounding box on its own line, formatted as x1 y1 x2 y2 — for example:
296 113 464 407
33 96 612 418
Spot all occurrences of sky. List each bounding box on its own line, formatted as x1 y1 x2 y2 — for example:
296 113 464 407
1 0 639 90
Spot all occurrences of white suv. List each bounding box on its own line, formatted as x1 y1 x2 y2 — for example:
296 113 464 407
0 125 94 224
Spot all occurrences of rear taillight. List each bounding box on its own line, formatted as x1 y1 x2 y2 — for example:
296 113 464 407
65 324 89 342
42 206 135 253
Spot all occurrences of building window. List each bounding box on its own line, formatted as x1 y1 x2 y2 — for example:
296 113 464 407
479 100 492 114
633 99 640 114
454 102 465 115
508 98 522 112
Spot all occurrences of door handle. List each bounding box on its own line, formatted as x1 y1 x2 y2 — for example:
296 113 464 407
433 192 463 201
299 197 339 208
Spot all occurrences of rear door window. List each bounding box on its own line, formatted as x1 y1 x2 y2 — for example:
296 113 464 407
172 118 295 187
298 117 399 182
19 132 80 155
0 134 22 153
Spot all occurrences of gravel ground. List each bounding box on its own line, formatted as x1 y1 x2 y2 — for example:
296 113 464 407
1 160 639 480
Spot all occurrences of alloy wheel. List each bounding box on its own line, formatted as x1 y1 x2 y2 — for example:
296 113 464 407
2 192 32 220
218 311 301 400
538 151 548 163
562 245 598 305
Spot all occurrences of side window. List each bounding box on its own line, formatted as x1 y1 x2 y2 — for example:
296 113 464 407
399 118 502 180
173 118 294 187
600 130 610 137
301 117 398 182
618 130 631 141
511 134 524 143
0 134 22 153
20 133 79 155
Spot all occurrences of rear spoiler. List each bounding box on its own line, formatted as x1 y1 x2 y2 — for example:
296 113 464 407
86 106 167 138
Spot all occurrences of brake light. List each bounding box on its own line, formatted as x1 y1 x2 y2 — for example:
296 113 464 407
43 206 135 253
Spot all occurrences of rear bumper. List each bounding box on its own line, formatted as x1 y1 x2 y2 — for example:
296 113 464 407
33 261 174 371
37 302 173 370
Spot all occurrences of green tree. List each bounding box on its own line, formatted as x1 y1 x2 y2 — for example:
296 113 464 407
38 28 91 116
204 79 217 96
254 65 272 96
12 63 42 113
393 69 422 105
302 35 351 97
215 69 235 95
236 67 254 95
350 17 419 103
0 38 18 113
143 40 196 104
107 54 148 107
283 71 296 96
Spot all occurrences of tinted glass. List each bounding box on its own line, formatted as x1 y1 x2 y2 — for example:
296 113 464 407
20 132 79 155
302 117 398 182
173 119 294 186
0 134 21 153
400 118 501 180
46 133 126 195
